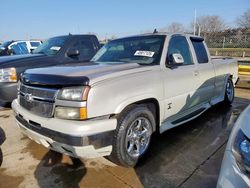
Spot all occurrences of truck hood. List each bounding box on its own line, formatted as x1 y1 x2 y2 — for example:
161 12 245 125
22 62 155 87
0 54 49 68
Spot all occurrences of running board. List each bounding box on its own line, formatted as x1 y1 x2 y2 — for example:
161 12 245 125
159 104 210 134
172 107 207 125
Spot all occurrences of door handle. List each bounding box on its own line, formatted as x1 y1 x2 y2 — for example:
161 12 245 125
194 70 199 76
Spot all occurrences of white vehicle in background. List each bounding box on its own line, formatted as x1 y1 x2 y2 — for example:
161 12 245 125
0 40 42 56
9 40 42 53
217 105 250 188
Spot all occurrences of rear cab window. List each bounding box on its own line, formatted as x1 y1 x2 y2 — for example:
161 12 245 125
190 37 209 64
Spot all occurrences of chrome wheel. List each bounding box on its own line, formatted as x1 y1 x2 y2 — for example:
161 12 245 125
226 80 234 102
125 117 152 158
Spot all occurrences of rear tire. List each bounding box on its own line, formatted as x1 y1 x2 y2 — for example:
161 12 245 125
109 105 155 167
223 78 234 106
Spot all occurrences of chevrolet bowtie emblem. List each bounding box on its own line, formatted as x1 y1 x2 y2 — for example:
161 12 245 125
24 93 33 103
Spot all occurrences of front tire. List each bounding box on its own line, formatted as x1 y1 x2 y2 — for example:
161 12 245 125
223 78 234 106
109 105 155 167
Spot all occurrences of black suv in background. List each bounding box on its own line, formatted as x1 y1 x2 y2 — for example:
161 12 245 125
0 34 100 102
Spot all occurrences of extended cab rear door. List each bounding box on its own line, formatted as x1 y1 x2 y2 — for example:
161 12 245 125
189 37 216 105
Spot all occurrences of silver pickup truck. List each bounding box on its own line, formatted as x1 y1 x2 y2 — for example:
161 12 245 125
12 33 238 167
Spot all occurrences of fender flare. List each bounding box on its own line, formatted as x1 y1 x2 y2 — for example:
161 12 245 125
114 94 161 114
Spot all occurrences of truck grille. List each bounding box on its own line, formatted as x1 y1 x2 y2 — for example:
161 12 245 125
19 84 58 118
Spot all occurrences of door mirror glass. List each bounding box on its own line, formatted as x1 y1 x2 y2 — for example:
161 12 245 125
169 53 184 64
67 48 80 57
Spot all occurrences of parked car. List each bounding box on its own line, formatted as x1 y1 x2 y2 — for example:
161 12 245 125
0 126 5 166
0 34 100 103
0 40 42 56
217 104 250 188
12 33 238 167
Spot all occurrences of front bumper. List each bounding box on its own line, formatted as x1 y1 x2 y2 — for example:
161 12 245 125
217 151 250 188
12 99 117 158
0 82 17 102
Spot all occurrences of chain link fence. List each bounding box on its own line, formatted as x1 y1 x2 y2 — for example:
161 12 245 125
202 29 250 57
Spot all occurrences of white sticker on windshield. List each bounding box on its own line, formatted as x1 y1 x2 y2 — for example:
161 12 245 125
50 46 61 51
134 50 155 57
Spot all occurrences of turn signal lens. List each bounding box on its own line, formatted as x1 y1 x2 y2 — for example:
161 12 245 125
55 107 87 120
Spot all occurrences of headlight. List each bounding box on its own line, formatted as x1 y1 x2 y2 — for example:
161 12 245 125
232 129 250 172
0 68 17 82
55 86 90 120
55 107 87 120
57 86 90 101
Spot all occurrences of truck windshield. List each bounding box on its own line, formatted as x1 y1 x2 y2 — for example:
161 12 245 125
33 36 67 56
92 35 165 65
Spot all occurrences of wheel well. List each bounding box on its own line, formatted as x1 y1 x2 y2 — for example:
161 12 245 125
131 98 160 133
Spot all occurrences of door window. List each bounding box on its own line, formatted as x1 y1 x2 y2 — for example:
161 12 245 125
73 39 96 60
11 42 29 55
167 36 193 65
30 42 41 48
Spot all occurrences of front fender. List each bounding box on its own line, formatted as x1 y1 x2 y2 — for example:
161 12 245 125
114 94 160 114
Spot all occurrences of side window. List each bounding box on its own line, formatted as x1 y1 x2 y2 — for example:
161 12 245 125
73 39 96 60
10 42 29 55
30 42 41 47
167 36 193 65
191 39 209 64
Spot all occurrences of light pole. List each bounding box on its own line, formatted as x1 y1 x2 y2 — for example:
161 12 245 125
193 9 196 35
197 23 201 36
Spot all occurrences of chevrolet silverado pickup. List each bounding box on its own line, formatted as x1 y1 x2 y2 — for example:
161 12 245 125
0 34 100 102
12 33 238 167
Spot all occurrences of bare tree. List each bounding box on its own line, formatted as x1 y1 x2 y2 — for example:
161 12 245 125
195 15 227 33
160 22 185 33
237 9 250 28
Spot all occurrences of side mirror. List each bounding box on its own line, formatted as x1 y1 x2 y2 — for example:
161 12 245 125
166 53 184 69
67 48 80 58
7 48 14 55
169 53 184 64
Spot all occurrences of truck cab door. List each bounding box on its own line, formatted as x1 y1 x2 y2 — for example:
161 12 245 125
163 35 200 121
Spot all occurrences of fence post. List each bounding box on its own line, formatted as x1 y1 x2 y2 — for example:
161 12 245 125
222 37 225 49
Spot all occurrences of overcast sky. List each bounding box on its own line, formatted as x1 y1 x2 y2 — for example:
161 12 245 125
0 0 249 41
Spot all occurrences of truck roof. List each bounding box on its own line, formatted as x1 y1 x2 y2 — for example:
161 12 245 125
114 32 203 41
54 34 98 39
